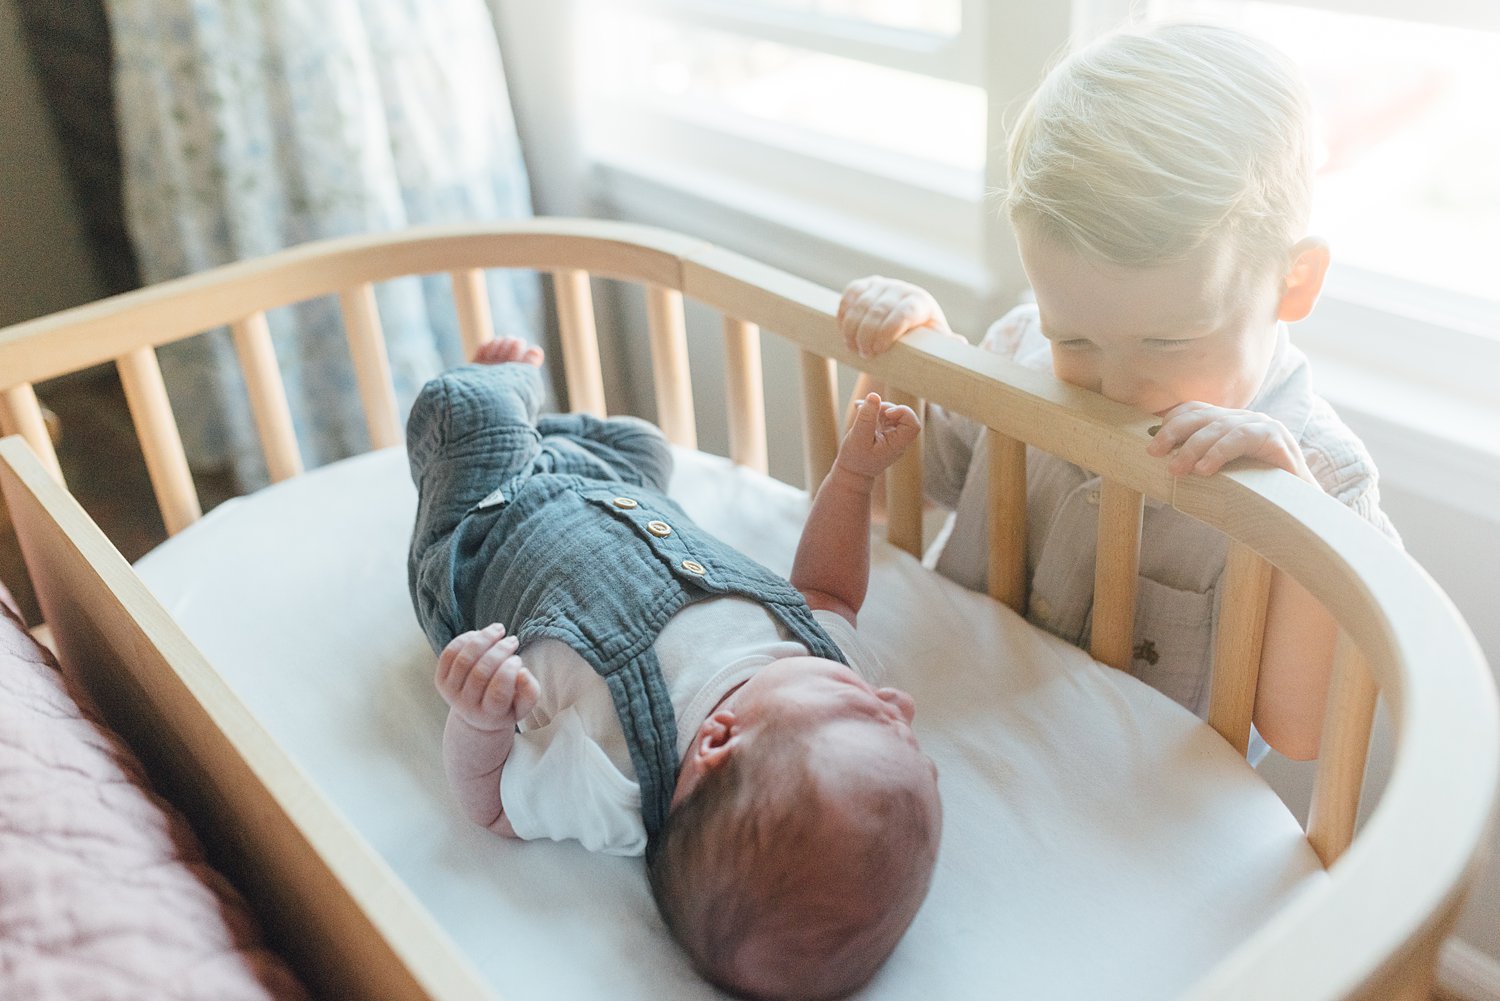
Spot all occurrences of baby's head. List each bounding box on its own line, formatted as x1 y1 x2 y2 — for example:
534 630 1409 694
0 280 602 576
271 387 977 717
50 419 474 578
648 657 942 1001
1003 22 1329 413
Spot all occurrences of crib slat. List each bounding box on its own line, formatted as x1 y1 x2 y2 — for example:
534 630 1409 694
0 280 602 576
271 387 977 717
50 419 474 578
1308 632 1379 866
1206 540 1274 756
722 317 768 474
799 352 840 492
1090 479 1143 670
338 284 402 451
646 285 697 449
886 388 923 558
116 347 202 535
0 384 64 484
230 312 303 483
986 429 1028 614
552 269 607 416
450 268 494 361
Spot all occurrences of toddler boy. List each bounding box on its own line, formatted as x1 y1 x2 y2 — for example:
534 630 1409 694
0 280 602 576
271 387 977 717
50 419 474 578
838 22 1400 761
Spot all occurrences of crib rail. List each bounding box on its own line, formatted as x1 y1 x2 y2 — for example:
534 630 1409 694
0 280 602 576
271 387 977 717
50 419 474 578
1 219 1494 1001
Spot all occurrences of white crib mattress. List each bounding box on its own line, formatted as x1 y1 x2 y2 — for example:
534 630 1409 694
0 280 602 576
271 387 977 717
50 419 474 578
135 446 1323 1001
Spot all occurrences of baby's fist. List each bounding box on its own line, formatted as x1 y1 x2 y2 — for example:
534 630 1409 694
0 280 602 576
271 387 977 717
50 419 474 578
436 623 540 731
835 392 921 480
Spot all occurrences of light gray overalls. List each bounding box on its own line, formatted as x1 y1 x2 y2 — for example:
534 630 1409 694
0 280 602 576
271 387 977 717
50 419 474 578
406 363 844 851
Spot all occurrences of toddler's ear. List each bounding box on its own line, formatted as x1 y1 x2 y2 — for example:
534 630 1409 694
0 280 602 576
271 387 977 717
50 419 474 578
1277 237 1331 323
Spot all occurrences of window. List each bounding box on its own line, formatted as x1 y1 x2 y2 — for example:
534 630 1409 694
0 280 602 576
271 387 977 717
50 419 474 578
576 0 1011 287
1152 0 1500 315
579 0 985 181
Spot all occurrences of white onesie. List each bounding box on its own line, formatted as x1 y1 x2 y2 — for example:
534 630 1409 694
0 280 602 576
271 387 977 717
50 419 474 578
498 597 884 856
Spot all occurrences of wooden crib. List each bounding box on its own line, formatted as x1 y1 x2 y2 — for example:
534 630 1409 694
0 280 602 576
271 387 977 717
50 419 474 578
0 219 1494 1001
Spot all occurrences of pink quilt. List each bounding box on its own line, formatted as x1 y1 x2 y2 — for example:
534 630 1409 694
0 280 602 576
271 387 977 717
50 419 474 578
0 582 309 1000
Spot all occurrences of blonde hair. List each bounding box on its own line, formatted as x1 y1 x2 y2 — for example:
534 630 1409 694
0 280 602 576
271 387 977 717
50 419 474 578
1002 21 1314 273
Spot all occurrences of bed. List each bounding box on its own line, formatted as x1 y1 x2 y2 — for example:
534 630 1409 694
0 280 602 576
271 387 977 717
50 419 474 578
0 219 1494 1000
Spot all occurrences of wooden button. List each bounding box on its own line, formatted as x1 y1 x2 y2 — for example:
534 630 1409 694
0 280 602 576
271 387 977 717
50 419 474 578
681 559 706 575
647 520 672 537
612 497 638 509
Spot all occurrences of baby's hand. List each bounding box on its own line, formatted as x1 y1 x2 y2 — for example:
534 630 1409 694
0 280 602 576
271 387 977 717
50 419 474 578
838 276 959 359
1148 402 1314 481
835 392 921 481
436 623 540 731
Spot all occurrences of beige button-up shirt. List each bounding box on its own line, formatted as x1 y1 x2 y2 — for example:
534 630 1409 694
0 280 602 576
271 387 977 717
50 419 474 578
924 305 1401 719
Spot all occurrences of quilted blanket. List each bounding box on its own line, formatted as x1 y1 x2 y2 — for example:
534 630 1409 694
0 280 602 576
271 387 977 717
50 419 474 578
0 582 308 1001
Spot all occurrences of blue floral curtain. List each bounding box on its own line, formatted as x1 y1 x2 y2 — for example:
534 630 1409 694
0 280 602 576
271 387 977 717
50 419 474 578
108 0 542 485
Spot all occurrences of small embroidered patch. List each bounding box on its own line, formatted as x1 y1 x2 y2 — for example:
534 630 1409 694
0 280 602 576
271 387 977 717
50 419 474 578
1133 639 1160 666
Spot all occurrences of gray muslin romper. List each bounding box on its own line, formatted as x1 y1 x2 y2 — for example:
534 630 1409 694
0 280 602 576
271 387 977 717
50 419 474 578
405 363 845 849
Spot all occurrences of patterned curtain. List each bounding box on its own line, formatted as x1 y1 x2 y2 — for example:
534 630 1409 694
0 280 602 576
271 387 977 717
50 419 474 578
108 0 542 485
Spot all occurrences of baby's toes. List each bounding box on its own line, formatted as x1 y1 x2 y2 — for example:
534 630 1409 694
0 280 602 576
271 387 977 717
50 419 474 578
473 337 533 365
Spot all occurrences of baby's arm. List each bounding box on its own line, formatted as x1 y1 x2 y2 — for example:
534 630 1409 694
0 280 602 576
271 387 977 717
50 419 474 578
791 393 920 625
434 624 540 836
1147 402 1338 760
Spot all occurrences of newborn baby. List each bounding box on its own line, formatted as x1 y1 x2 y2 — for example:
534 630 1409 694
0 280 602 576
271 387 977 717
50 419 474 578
407 338 942 1000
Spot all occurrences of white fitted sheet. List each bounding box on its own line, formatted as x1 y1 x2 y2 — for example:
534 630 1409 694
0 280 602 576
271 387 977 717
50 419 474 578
135 446 1323 1001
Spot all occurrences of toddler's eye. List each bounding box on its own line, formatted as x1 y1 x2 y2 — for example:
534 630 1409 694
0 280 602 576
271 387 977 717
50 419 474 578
1055 339 1094 351
1146 338 1192 351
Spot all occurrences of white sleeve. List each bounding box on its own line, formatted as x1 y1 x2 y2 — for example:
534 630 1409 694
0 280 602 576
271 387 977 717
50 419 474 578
499 707 647 857
813 609 888 685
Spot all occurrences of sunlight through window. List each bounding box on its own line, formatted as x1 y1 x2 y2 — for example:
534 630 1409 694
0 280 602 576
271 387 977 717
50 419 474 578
1156 1 1500 306
582 6 985 174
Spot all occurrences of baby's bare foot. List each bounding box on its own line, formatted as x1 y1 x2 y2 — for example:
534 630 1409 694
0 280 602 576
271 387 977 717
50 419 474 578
474 336 545 367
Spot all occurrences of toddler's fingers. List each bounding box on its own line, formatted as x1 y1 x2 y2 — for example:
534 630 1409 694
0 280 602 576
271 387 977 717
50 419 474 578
1147 404 1220 456
1196 422 1297 476
853 298 902 356
839 278 885 348
857 283 926 353
838 277 876 325
1166 417 1246 475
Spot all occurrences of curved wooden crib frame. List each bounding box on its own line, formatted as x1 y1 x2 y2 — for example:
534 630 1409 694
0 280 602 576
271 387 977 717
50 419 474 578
0 219 1494 1001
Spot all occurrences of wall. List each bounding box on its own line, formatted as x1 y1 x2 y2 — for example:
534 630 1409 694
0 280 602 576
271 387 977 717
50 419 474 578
0 0 104 327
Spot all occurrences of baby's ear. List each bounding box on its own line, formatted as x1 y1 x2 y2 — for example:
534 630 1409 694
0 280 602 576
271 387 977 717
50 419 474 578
688 710 739 772
1277 237 1331 323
